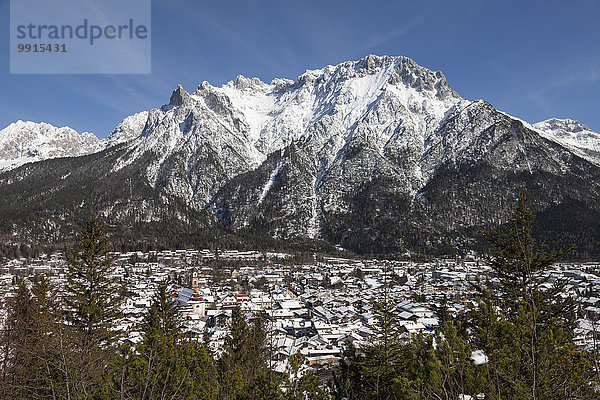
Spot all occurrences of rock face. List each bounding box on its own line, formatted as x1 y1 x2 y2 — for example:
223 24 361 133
1 55 599 256
534 118 600 165
0 121 102 172
0 111 149 172
102 111 149 148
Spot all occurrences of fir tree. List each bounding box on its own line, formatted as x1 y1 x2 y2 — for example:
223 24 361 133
218 307 279 400
60 217 125 398
485 189 573 306
0 279 36 399
0 277 69 399
65 217 123 345
472 188 597 399
105 280 219 399
334 265 407 399
360 286 403 398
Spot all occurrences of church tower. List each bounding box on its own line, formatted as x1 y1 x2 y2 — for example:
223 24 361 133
189 267 199 292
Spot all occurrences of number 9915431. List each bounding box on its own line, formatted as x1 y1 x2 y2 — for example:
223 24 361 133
17 44 67 53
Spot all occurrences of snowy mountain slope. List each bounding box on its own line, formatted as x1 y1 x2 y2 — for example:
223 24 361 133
107 55 466 213
0 55 599 256
203 56 600 249
103 111 149 148
0 111 150 172
0 121 102 172
533 118 600 166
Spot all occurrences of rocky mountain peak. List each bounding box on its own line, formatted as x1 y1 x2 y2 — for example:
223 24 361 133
534 117 600 165
535 118 593 134
104 111 150 147
231 75 267 90
1 55 599 256
0 120 102 171
169 84 192 106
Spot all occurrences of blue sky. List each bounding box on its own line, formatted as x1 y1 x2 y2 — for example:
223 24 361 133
1 0 599 137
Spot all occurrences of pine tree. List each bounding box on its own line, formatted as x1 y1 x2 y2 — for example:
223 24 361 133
360 288 403 398
333 342 366 400
0 279 36 399
0 277 67 399
283 353 329 400
218 307 280 400
143 279 181 338
334 265 407 399
105 280 218 399
29 276 65 399
472 188 597 399
61 217 124 398
65 217 123 345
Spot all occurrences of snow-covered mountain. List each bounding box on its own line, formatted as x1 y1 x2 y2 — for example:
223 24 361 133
102 111 149 148
534 118 600 165
0 112 149 172
0 121 102 172
1 55 599 256
109 56 464 208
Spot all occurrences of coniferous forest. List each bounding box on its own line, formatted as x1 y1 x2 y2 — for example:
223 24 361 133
0 192 598 399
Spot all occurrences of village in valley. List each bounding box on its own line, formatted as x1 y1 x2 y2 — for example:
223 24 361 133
2 248 600 376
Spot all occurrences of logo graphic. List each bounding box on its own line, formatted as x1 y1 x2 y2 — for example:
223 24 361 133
10 0 151 74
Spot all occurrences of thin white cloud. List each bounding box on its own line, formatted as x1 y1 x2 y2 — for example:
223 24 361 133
362 12 428 50
528 62 600 114
49 75 166 134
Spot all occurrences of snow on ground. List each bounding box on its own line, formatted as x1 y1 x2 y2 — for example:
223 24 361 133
258 159 284 205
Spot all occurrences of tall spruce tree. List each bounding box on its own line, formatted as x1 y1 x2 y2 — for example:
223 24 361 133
485 189 573 307
471 188 597 399
0 279 36 399
360 274 404 399
0 277 69 399
65 217 123 344
61 217 124 398
218 307 280 400
334 265 408 399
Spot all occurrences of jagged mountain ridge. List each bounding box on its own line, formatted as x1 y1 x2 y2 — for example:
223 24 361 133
0 112 149 172
1 55 599 256
106 55 463 209
0 121 101 172
533 118 600 165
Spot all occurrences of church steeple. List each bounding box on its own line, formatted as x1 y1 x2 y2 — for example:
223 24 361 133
189 267 199 292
